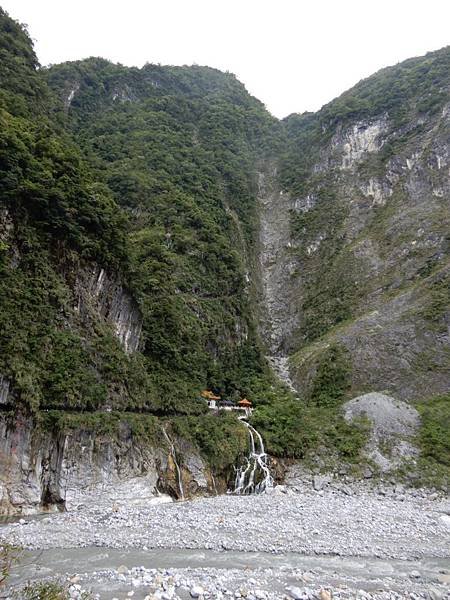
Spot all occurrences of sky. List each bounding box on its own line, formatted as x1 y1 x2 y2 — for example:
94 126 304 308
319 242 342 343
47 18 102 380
3 0 450 118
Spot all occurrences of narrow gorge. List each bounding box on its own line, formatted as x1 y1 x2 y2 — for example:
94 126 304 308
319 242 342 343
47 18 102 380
1 6 450 599
0 6 449 520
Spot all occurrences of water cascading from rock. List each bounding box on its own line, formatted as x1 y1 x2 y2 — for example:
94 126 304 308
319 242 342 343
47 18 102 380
232 420 273 494
161 427 185 500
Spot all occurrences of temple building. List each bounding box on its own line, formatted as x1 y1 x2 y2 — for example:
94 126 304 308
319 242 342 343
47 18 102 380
237 398 252 409
201 391 253 416
201 389 221 409
237 398 253 416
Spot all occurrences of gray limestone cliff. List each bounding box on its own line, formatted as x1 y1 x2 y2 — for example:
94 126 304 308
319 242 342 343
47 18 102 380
277 95 450 401
255 163 298 391
75 265 142 354
0 414 219 515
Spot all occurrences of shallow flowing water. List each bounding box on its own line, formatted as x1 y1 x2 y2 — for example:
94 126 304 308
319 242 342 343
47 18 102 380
6 546 449 599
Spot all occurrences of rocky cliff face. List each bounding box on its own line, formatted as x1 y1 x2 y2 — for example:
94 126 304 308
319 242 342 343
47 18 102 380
0 414 220 515
257 165 297 355
274 51 450 401
76 265 142 354
255 164 298 392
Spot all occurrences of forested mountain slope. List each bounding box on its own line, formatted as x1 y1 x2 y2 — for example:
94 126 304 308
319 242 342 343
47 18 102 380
0 10 132 414
1 9 281 418
46 58 285 410
0 8 448 512
0 8 278 511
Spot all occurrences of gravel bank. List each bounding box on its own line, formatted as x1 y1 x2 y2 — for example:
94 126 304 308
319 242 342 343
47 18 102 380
2 490 449 559
1 488 450 599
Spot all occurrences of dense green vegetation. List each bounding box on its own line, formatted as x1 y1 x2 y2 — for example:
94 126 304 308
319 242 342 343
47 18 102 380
172 412 248 472
0 10 50 117
249 346 362 463
321 47 450 127
42 47 282 411
280 46 450 211
20 581 81 600
309 344 351 407
416 394 450 467
1 6 448 483
250 378 368 463
414 394 450 487
0 9 134 413
0 8 279 417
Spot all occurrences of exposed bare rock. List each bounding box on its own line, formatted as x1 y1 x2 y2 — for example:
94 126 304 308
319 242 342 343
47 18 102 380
0 415 215 516
75 265 142 354
256 163 298 355
62 81 80 111
333 116 390 170
343 392 420 472
256 163 298 390
0 374 10 405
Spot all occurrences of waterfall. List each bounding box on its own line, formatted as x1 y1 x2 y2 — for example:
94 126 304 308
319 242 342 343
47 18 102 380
232 420 274 494
162 427 185 501
211 473 218 496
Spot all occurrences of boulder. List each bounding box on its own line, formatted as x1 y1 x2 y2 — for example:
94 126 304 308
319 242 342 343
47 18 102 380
312 475 331 491
190 585 205 598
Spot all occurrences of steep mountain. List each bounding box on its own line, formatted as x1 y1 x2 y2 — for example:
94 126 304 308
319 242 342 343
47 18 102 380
0 7 448 513
0 8 270 512
0 14 131 417
1 30 281 417
274 48 450 404
43 57 282 409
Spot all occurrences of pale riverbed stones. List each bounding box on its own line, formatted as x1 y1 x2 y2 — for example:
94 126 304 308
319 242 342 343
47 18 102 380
1 487 449 599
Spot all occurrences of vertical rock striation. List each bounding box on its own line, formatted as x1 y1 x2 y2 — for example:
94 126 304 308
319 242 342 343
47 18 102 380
256 163 298 391
76 266 142 354
0 415 216 515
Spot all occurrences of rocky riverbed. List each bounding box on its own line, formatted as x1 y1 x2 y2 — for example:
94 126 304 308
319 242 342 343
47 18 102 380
1 486 450 599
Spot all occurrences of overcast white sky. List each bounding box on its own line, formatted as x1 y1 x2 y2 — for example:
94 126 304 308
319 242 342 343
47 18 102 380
3 0 450 118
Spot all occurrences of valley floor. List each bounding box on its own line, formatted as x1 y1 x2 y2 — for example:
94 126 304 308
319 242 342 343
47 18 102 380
1 487 450 599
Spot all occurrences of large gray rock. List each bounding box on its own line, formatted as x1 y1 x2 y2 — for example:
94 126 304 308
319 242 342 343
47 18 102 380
343 392 420 472
312 474 331 491
185 454 208 489
343 392 419 437
0 415 214 515
76 265 143 354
